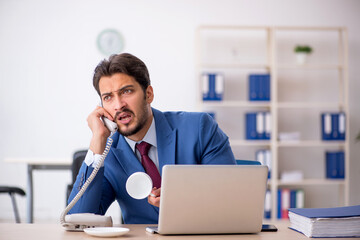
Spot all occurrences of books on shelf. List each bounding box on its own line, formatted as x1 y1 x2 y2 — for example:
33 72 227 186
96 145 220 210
288 205 360 238
202 73 224 101
248 74 270 101
264 190 271 219
256 149 271 178
277 188 304 219
245 112 271 140
321 112 346 141
325 151 345 179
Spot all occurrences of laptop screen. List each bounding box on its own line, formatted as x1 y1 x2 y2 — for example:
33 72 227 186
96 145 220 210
157 165 268 234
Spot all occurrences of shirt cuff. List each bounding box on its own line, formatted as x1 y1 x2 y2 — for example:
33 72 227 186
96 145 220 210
84 149 104 168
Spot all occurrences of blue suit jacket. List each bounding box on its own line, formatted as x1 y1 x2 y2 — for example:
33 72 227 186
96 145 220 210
68 108 235 224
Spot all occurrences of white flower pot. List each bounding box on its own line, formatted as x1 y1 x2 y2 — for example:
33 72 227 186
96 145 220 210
296 52 308 65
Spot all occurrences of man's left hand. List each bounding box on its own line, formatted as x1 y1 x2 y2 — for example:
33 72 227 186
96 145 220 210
148 187 161 207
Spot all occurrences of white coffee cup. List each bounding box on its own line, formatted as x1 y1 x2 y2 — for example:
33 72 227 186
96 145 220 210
126 172 153 199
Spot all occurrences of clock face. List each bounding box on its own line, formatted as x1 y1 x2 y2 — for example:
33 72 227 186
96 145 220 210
97 29 124 56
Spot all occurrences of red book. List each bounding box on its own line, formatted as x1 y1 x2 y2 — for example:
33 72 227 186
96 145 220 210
281 189 290 219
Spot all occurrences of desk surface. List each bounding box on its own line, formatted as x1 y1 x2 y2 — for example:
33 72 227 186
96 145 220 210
0 222 357 240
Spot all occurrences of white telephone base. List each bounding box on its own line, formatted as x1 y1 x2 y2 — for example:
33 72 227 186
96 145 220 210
63 213 113 231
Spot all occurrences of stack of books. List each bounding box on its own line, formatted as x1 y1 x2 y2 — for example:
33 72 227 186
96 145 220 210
288 205 360 238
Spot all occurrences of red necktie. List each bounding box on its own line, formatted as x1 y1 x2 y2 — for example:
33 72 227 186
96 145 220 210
136 141 161 188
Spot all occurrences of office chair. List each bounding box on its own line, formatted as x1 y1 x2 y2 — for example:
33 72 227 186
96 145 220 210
237 159 271 180
66 150 87 203
65 149 125 224
236 159 261 165
0 186 26 223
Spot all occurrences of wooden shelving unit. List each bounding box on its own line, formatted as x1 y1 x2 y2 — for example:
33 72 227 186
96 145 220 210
196 26 349 220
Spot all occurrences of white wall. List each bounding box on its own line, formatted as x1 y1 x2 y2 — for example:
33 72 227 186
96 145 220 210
1 0 359 222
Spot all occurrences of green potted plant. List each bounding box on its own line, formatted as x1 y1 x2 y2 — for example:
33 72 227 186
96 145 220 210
294 45 313 64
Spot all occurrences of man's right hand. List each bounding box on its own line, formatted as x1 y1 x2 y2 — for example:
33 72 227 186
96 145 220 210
87 106 115 154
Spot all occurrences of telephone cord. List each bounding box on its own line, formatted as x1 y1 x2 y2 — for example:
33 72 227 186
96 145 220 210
60 137 113 227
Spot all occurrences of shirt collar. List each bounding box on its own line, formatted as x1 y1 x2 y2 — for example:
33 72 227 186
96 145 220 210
125 117 157 153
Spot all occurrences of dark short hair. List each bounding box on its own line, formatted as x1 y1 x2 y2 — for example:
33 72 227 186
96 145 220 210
93 53 151 95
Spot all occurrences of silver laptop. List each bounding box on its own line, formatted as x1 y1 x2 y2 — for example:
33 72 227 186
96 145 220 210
148 164 268 235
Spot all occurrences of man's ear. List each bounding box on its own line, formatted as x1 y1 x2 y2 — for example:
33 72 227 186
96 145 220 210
146 86 154 103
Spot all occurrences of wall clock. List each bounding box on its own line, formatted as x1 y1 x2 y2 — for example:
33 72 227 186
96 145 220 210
97 29 124 56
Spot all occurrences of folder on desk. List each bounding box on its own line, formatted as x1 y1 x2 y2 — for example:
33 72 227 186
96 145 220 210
288 205 360 238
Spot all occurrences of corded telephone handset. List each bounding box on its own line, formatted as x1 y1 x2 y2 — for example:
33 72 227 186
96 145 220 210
102 116 118 133
60 116 118 231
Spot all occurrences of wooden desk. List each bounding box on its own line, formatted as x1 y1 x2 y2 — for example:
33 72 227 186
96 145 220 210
5 158 71 223
0 222 358 240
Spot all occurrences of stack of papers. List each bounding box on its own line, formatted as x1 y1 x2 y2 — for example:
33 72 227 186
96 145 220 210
288 205 360 238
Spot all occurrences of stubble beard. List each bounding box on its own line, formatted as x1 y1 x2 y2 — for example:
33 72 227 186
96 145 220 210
116 99 150 137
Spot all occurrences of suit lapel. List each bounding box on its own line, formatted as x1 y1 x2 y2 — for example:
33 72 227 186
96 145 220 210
153 108 177 176
111 134 145 177
111 136 160 214
110 108 177 177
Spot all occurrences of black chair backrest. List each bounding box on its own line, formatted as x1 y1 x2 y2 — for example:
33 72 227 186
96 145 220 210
0 186 25 196
72 150 88 183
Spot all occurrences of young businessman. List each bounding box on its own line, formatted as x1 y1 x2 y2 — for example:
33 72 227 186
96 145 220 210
68 53 236 224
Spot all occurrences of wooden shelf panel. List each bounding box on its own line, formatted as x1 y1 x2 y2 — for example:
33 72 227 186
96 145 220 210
228 140 345 147
277 102 342 109
202 101 343 109
230 140 271 147
199 25 271 30
274 26 346 31
277 179 345 186
277 140 346 147
202 101 271 108
199 63 270 69
276 64 343 70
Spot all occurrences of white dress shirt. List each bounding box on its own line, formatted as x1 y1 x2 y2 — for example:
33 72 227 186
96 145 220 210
84 117 159 171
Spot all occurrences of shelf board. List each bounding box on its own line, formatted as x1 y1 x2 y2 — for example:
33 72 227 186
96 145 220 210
277 64 343 70
277 102 341 109
199 63 270 69
202 101 271 108
228 140 345 147
274 26 345 31
277 179 345 186
202 101 342 109
230 140 271 147
199 25 271 31
277 140 346 147
227 140 345 147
